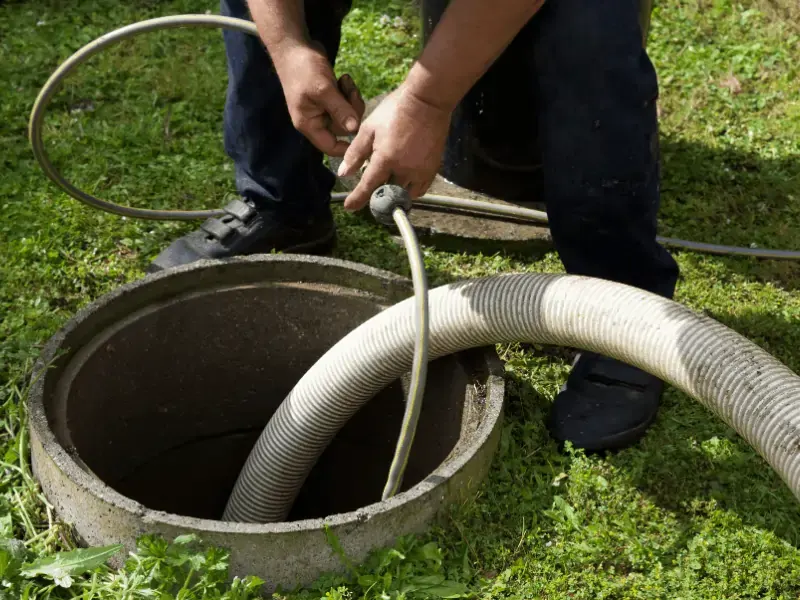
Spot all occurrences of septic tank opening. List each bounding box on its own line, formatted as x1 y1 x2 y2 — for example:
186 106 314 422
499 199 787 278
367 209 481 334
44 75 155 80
49 280 480 522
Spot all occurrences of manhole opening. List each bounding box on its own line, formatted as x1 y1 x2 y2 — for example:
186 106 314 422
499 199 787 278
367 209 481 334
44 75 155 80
49 282 479 521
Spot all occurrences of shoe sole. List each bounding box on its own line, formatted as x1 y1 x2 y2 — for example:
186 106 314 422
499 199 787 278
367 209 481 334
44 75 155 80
145 228 337 275
548 407 659 454
283 227 337 255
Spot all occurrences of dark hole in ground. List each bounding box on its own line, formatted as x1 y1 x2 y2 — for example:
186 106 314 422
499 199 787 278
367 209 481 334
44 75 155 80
52 283 478 521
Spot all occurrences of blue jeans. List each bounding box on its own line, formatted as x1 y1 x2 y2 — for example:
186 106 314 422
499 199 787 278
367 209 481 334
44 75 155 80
220 0 351 226
220 0 679 297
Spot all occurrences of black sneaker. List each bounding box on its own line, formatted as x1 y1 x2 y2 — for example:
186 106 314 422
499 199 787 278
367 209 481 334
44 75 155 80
548 351 663 452
146 198 336 273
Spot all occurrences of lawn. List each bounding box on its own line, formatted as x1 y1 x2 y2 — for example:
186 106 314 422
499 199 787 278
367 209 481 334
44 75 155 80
1 0 800 597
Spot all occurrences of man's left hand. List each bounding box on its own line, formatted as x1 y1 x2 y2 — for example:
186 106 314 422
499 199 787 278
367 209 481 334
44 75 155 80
337 85 452 211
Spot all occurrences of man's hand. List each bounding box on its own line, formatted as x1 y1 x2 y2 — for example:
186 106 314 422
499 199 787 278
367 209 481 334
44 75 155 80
336 86 452 211
333 0 545 210
274 44 365 157
245 0 541 203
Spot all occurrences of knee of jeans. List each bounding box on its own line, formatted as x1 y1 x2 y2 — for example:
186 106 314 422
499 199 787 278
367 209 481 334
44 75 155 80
533 0 655 95
220 0 250 18
536 0 643 58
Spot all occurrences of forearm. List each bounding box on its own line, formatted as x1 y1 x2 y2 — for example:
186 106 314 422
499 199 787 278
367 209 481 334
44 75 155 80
245 0 308 60
404 0 545 111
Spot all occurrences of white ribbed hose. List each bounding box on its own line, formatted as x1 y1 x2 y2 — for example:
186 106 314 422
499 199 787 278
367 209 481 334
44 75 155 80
222 273 800 522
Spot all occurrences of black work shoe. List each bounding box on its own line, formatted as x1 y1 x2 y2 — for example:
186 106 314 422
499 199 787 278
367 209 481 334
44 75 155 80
146 198 336 273
548 351 663 452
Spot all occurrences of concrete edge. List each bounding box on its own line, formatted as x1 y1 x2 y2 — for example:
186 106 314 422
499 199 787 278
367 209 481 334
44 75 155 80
27 254 506 539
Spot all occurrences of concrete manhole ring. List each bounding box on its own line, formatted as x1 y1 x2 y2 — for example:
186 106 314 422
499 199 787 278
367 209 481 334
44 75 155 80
28 254 505 593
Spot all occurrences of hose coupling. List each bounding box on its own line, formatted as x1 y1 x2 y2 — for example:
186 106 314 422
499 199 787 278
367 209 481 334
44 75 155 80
370 184 413 227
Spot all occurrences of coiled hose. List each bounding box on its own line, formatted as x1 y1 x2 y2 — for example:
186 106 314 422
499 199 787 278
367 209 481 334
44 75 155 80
28 14 800 260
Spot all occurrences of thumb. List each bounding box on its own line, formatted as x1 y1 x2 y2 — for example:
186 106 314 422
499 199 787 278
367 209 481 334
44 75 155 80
320 84 360 135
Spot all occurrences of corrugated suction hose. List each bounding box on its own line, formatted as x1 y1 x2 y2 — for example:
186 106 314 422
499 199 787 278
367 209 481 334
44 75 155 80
223 188 800 523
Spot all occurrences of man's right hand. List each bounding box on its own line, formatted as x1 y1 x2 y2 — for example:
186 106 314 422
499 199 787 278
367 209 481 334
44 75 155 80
273 44 365 157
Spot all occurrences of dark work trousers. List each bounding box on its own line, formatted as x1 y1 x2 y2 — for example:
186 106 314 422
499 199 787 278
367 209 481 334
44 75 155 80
220 0 352 226
219 0 680 298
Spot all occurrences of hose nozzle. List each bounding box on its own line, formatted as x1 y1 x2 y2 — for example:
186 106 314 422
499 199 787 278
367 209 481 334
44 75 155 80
370 184 413 227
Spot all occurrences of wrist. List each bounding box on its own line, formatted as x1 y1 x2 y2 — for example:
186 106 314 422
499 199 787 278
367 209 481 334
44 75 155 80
268 36 311 67
269 40 330 85
402 63 461 114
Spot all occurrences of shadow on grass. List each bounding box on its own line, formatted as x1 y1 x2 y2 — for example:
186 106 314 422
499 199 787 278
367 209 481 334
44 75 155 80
612 394 800 549
436 367 571 570
659 136 800 291
455 306 800 558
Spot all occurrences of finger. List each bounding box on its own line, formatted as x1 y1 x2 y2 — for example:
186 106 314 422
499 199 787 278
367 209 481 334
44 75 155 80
344 157 392 211
386 175 413 194
350 88 366 120
387 172 412 187
329 84 365 137
409 175 435 200
328 115 358 137
326 139 351 157
304 121 350 157
337 74 357 102
338 127 374 177
339 74 366 120
327 75 364 136
319 81 360 135
329 121 352 137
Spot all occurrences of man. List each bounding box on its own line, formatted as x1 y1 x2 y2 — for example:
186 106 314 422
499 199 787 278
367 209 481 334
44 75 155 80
149 0 680 452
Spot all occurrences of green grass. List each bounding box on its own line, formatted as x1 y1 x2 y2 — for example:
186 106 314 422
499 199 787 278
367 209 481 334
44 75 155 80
2 0 800 597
